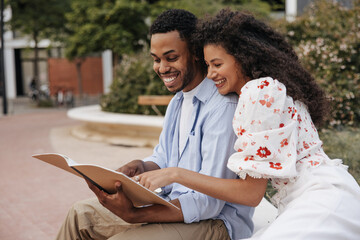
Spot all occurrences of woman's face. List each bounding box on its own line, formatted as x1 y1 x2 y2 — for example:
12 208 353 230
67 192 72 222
204 44 248 95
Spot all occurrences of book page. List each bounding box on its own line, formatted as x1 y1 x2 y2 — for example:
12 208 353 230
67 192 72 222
32 153 179 210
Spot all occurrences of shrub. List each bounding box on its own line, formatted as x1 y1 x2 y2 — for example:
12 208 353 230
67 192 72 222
100 49 171 115
274 0 360 128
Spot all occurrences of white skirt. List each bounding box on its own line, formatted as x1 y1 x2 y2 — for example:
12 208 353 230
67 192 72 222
247 160 360 240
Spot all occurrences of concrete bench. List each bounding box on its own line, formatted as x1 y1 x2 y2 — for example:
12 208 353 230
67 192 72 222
67 105 164 147
137 95 173 116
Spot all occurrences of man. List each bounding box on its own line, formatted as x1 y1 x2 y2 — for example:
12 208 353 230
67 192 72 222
56 9 253 240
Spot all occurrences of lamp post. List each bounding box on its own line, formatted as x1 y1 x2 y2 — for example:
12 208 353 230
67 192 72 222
0 0 8 115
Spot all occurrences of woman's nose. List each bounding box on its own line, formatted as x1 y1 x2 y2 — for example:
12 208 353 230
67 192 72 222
207 67 217 80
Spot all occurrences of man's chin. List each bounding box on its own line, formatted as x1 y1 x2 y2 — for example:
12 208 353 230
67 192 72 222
166 83 185 93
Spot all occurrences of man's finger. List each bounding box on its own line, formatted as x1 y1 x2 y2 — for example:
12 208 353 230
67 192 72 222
115 181 122 192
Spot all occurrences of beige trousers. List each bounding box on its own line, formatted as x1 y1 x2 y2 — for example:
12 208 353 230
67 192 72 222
56 198 230 240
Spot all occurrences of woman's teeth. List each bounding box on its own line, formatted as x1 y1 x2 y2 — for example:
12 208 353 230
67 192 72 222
214 79 225 85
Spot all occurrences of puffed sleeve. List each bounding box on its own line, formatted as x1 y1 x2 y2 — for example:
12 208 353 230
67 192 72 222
227 77 299 180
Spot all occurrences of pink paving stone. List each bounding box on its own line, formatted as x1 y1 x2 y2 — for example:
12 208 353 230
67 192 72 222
0 111 153 240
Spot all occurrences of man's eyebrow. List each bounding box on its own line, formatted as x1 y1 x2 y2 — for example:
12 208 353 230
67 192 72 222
163 50 175 55
150 50 176 58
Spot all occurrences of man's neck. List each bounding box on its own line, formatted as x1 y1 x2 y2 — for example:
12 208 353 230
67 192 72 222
182 71 205 93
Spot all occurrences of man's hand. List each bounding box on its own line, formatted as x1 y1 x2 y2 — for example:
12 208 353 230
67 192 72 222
117 160 160 177
117 160 145 177
86 179 138 223
86 179 184 223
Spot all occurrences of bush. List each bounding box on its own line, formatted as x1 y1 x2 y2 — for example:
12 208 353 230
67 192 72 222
100 49 172 115
274 0 360 128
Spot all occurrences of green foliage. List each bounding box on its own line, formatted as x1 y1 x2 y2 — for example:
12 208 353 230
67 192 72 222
100 49 171 115
8 0 71 42
65 0 149 59
274 0 360 128
149 0 271 19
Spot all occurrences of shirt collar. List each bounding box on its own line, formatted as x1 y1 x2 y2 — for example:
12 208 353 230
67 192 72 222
174 78 215 104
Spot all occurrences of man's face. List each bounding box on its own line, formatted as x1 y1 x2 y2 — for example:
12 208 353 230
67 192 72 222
150 31 196 93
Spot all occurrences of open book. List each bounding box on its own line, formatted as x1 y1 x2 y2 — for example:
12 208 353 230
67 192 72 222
32 153 179 211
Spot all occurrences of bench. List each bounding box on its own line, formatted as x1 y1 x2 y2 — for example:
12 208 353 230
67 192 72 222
137 95 173 116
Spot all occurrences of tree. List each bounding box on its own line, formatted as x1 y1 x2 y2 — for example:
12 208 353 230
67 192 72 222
149 0 271 19
8 0 71 90
65 0 150 98
65 0 149 58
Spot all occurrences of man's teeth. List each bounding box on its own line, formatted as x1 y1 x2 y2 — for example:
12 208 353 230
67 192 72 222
214 79 225 85
164 76 176 83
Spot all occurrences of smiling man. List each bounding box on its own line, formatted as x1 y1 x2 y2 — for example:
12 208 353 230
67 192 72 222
56 9 253 240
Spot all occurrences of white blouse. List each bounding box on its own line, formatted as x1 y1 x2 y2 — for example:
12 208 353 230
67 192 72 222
227 77 335 195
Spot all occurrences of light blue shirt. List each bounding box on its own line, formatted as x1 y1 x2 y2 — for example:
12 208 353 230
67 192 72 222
143 78 254 240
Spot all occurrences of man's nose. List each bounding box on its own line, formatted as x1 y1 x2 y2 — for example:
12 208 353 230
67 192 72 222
159 62 170 74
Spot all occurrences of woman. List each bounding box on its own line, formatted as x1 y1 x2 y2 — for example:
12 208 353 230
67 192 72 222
136 9 360 239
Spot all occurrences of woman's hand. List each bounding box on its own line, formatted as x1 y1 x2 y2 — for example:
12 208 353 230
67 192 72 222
135 167 180 192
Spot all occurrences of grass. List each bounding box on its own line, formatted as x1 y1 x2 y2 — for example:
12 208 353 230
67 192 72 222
265 127 360 201
320 127 360 185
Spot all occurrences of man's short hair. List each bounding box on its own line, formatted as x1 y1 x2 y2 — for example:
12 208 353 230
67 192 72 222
150 9 197 43
150 9 207 76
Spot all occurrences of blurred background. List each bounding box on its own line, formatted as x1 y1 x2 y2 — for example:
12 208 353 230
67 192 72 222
0 0 359 238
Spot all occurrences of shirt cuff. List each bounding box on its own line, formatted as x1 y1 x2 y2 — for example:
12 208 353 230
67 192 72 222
178 193 199 223
143 156 166 169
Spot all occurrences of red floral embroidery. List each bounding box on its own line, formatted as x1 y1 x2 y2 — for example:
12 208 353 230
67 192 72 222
257 80 270 89
244 156 255 161
274 109 280 114
259 94 274 108
256 146 271 158
280 138 288 147
288 107 297 118
269 162 282 170
264 135 269 140
303 141 310 149
297 114 302 123
237 148 243 152
279 123 284 128
237 126 246 136
309 160 320 166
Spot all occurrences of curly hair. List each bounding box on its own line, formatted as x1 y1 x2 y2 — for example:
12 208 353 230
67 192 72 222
150 9 207 76
193 9 330 127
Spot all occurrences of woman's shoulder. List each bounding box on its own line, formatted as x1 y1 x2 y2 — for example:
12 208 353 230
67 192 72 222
241 77 284 92
240 77 286 99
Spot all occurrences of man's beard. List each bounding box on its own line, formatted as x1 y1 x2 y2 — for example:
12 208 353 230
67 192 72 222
171 61 196 93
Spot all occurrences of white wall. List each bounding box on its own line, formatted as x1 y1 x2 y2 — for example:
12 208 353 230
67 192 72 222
102 50 113 94
286 0 297 22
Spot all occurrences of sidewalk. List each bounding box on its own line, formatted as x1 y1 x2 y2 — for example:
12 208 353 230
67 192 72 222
0 100 153 240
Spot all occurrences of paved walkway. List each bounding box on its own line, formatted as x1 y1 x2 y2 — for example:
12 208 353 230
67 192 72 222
0 101 153 240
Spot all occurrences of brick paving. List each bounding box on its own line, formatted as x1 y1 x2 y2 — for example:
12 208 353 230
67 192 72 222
0 99 153 240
